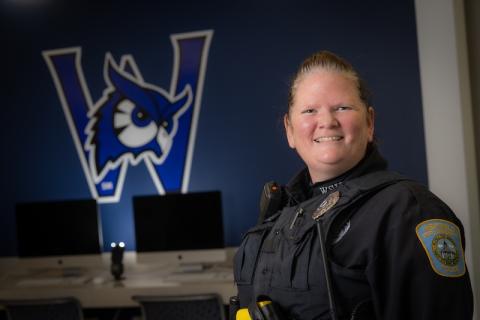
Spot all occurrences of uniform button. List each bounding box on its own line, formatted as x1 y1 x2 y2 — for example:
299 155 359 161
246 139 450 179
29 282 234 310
274 230 280 235
262 268 268 274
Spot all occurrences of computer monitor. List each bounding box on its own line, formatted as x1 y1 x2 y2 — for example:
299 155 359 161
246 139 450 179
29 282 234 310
15 198 103 269
133 191 225 265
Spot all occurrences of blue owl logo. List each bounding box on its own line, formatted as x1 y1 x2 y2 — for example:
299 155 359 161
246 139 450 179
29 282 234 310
85 53 192 183
43 30 213 203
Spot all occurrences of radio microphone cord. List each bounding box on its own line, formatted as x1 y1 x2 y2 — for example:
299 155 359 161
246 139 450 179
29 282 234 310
315 219 339 320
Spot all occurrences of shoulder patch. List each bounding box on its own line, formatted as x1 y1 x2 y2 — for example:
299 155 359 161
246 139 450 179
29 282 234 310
416 219 466 277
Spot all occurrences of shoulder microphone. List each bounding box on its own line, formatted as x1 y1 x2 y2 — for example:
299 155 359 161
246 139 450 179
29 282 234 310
258 181 284 224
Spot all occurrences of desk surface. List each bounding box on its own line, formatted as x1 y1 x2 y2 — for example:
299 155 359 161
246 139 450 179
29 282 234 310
0 251 237 308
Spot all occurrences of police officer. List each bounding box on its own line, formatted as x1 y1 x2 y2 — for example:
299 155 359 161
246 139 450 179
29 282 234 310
233 51 473 320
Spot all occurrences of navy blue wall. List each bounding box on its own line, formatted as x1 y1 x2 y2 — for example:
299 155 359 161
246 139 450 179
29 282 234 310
0 0 426 255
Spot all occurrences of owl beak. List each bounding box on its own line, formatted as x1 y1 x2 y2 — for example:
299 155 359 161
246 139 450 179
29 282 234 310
157 126 172 154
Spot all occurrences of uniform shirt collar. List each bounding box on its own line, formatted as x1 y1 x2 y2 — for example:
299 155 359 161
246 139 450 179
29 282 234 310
286 145 388 203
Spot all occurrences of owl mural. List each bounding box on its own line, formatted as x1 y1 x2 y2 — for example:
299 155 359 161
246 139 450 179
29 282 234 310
44 31 212 202
85 54 193 183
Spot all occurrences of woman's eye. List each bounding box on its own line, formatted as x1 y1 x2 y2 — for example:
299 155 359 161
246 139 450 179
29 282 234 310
301 108 316 114
336 105 352 111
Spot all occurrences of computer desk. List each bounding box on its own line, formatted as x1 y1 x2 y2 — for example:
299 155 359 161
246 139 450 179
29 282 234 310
0 249 237 308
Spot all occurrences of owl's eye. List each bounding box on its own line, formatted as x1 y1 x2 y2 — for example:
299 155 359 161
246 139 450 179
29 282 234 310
113 99 157 148
133 109 150 126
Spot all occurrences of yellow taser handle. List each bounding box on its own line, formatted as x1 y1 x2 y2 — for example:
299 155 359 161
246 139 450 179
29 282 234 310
236 301 272 320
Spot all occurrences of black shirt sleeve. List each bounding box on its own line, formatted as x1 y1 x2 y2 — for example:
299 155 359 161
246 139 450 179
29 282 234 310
364 183 473 320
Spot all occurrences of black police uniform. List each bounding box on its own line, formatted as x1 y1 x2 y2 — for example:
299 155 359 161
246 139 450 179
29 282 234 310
234 146 473 320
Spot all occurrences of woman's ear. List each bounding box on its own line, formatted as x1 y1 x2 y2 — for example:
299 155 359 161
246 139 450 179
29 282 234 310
367 106 375 142
284 114 296 149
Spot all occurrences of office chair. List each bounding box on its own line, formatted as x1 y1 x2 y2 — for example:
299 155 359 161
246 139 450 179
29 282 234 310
132 294 226 320
0 297 84 320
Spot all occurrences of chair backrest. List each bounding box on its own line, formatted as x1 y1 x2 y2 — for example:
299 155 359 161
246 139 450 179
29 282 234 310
0 297 84 320
132 294 226 320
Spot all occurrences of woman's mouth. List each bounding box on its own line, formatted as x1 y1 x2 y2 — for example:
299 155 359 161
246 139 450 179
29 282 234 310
313 136 343 143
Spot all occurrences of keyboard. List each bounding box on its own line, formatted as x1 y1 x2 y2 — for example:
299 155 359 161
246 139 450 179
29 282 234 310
16 276 89 287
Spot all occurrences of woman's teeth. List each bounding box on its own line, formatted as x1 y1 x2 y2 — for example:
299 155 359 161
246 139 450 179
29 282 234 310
313 136 342 143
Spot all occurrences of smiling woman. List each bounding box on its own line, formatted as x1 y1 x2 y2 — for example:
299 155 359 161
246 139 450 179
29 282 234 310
284 56 375 182
232 51 474 320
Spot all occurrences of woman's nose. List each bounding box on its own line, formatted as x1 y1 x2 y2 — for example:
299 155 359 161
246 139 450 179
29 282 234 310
317 111 339 128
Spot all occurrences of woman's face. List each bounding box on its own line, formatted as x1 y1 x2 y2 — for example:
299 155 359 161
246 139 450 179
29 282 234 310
284 69 374 183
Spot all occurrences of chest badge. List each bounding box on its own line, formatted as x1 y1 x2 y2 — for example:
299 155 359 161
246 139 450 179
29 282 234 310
312 191 340 220
416 219 465 277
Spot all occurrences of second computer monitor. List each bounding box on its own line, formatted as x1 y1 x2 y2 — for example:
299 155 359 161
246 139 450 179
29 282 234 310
133 191 225 264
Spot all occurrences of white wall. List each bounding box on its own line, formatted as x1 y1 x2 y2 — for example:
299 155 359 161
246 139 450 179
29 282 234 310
415 0 480 316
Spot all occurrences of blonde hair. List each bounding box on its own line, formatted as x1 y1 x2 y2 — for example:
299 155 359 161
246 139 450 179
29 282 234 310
287 51 371 113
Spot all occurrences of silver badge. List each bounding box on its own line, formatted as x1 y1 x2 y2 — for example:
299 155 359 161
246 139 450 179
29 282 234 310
312 191 340 220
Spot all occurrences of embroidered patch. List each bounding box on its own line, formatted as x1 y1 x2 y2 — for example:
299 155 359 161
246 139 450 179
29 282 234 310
416 219 465 277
